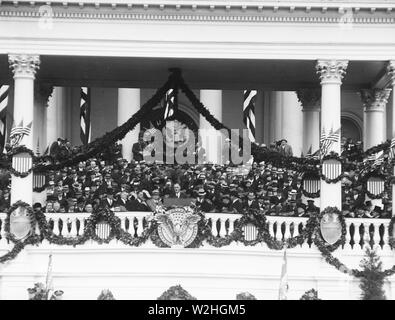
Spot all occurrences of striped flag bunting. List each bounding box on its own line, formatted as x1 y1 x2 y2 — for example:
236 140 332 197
12 153 33 173
322 160 341 180
96 222 111 240
320 127 340 157
9 121 32 148
33 173 46 189
243 223 258 241
80 87 91 146
243 90 257 142
278 248 288 300
163 88 177 120
366 177 385 196
303 178 320 193
0 85 9 152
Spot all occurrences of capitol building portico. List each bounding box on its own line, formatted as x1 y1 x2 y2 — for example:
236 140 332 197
0 0 395 300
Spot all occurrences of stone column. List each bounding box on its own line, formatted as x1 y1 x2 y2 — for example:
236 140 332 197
46 87 66 147
387 61 395 217
8 54 40 205
199 90 222 164
360 89 391 150
297 89 321 156
281 92 303 157
34 84 53 155
118 88 140 161
316 60 348 210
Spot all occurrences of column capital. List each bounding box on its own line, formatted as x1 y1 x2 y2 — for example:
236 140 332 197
316 60 348 85
360 88 392 112
8 54 40 79
386 60 395 86
296 88 321 111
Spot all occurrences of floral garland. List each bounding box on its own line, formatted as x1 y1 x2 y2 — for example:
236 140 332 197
8 146 36 159
0 202 394 283
313 207 346 253
301 189 321 198
316 238 395 278
33 75 174 172
233 212 266 247
33 184 48 193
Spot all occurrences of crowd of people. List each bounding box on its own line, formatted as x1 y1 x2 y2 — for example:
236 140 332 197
0 137 391 219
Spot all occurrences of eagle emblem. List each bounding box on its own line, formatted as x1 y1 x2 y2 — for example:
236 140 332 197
155 207 200 247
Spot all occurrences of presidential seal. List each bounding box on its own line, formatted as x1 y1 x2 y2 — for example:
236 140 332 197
320 210 342 245
155 207 200 248
8 201 34 241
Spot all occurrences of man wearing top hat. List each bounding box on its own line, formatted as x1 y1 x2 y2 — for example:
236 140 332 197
146 189 163 212
195 188 215 212
229 191 243 214
100 188 116 209
243 192 260 212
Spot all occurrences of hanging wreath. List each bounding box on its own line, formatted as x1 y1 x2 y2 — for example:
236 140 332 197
5 201 37 244
8 167 33 178
233 212 266 246
83 208 122 244
313 207 346 253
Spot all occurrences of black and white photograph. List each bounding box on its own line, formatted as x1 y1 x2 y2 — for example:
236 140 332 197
0 0 394 304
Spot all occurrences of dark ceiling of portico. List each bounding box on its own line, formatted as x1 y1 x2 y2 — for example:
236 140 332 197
0 55 387 91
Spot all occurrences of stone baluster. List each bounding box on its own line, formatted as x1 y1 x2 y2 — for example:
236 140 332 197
372 221 382 250
283 221 291 240
354 223 364 250
291 222 299 238
227 217 235 235
219 218 227 237
363 222 372 250
136 216 144 236
69 217 78 236
343 220 353 250
78 218 85 235
52 217 60 236
120 216 127 231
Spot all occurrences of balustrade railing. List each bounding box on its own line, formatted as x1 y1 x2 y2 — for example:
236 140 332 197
0 212 392 250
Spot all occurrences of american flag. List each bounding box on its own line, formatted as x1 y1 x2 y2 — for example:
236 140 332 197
163 88 176 120
372 150 385 167
45 254 53 300
243 90 256 142
320 127 340 157
80 87 91 145
278 248 288 300
9 120 32 148
389 137 395 161
0 85 9 152
360 150 384 175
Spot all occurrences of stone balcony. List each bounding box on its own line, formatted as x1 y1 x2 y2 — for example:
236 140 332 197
0 212 393 299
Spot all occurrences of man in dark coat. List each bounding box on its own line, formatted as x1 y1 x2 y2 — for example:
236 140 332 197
132 134 146 162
